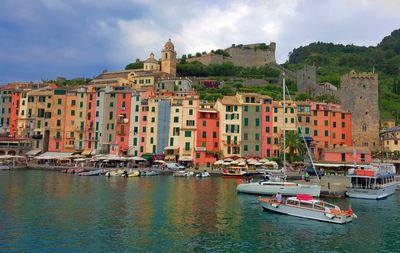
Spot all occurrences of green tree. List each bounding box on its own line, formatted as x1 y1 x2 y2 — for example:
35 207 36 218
280 131 305 163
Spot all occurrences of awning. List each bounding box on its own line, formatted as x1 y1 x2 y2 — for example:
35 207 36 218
25 149 42 156
179 156 193 161
35 152 73 160
82 149 93 156
141 153 153 160
165 155 176 161
164 146 179 151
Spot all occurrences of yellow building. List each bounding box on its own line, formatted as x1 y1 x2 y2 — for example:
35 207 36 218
381 126 400 152
215 95 242 157
272 100 298 157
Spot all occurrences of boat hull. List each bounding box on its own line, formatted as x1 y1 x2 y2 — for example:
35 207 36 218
237 183 321 197
259 200 352 224
346 183 397 199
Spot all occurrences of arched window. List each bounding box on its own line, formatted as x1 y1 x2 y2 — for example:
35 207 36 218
362 123 367 132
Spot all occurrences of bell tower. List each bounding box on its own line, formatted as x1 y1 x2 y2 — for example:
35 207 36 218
161 38 177 77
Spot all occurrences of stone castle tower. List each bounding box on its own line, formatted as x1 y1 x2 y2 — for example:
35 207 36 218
337 70 380 150
161 39 176 77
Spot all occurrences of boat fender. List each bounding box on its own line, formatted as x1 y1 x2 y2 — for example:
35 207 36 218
325 213 335 219
271 203 279 208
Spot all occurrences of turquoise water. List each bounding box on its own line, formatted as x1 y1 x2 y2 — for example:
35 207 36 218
0 170 399 253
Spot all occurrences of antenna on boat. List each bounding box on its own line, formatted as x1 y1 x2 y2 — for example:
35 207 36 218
284 84 321 183
282 72 286 172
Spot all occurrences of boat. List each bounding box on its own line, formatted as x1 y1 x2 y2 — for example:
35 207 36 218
126 169 140 177
346 163 398 199
237 179 321 197
196 171 210 178
258 194 356 224
78 169 106 176
140 170 160 176
237 74 321 196
0 163 10 170
173 171 194 177
105 169 126 177
222 166 247 177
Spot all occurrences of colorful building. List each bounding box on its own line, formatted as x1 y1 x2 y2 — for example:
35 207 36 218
195 108 219 167
381 126 400 152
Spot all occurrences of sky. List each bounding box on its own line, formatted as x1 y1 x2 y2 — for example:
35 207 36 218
0 0 399 84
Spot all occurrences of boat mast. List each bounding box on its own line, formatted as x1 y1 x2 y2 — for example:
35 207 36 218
282 73 286 170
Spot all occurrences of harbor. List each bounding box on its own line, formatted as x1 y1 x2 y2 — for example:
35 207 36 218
0 170 399 252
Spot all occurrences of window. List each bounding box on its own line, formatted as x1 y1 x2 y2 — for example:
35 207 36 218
185 142 190 150
202 121 206 127
110 102 114 107
213 132 217 138
244 145 248 151
314 120 318 126
202 131 206 138
266 107 270 112
57 109 61 115
71 110 75 116
151 107 155 112
298 116 302 123
244 133 248 140
341 153 346 162
274 138 278 144
56 120 61 126
188 100 193 105
174 117 179 123
255 118 260 126
189 109 193 115
185 131 191 137
244 118 248 126
324 120 328 126
196 153 200 159
314 130 318 136
342 122 345 127
244 106 248 112
109 112 113 119
255 145 259 152
342 134 346 139
274 108 278 113
255 106 259 112
71 100 76 106
57 98 62 104
324 130 329 137
306 117 310 123
274 127 277 133
274 116 277 122
255 133 259 140
267 138 271 144
324 111 328 116
265 116 270 122
266 127 270 133
333 122 337 128
290 118 294 124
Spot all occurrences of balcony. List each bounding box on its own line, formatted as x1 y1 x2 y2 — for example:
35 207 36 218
117 118 129 124
32 134 43 139
195 147 206 152
53 135 62 140
222 140 241 146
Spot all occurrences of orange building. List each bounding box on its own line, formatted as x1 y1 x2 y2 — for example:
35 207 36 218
195 108 219 167
309 101 352 160
10 91 21 137
64 91 78 152
48 89 67 152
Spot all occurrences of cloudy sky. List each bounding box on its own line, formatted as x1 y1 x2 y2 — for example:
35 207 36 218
0 0 399 84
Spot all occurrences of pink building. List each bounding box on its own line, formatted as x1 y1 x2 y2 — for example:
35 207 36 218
261 96 274 158
85 89 96 151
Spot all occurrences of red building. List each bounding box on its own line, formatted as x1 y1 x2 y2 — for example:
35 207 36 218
9 91 21 137
261 96 274 158
194 108 219 167
321 147 371 164
115 90 131 155
309 101 352 161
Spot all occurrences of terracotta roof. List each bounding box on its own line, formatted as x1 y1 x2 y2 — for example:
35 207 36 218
219 96 241 105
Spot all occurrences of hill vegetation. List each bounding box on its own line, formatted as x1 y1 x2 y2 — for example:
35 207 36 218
284 29 400 120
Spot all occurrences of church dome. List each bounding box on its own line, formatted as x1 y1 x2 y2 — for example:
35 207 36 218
164 39 175 51
144 52 158 64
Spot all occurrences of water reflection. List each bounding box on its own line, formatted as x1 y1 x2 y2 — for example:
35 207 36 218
0 171 399 252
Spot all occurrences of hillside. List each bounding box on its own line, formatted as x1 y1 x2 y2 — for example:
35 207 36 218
284 29 400 121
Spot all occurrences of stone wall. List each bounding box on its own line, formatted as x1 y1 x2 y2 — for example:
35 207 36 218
296 65 317 92
337 70 380 150
187 42 276 67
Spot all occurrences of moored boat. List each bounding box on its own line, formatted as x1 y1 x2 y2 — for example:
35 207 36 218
126 169 140 177
258 194 356 224
140 170 160 176
346 163 397 199
237 180 321 197
196 171 210 178
222 166 247 177
79 169 106 176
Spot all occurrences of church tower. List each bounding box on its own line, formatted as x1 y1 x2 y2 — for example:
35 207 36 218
161 39 177 77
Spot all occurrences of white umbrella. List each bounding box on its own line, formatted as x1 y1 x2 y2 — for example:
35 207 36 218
129 156 146 161
74 158 86 162
259 158 269 163
223 162 231 165
230 160 239 165
214 160 224 165
238 162 246 166
0 155 16 159
154 160 166 164
224 158 233 162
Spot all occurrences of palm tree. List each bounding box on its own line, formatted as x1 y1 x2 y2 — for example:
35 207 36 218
279 130 305 163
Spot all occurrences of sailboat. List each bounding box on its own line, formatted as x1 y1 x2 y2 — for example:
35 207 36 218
237 73 321 197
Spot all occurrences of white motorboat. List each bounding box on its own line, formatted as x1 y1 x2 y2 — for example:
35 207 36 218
258 194 356 224
196 171 210 178
237 180 321 197
346 163 397 199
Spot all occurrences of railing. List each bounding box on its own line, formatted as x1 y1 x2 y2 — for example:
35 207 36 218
195 147 206 151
